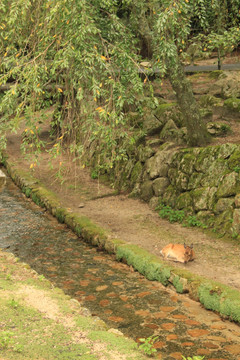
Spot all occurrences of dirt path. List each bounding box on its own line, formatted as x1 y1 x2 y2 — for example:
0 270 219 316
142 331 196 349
5 129 240 291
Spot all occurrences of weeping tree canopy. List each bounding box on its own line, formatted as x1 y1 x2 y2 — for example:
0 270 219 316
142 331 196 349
0 0 239 166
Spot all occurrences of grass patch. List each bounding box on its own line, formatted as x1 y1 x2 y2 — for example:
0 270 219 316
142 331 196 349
0 250 149 360
156 202 207 229
89 331 139 355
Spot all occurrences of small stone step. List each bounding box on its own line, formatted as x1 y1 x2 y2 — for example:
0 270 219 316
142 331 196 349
0 169 6 192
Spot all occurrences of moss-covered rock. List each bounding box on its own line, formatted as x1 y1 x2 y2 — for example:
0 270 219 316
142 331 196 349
162 185 179 208
201 159 228 188
153 102 177 119
152 177 170 196
228 149 240 170
217 143 238 159
188 172 203 190
179 152 196 175
176 192 192 210
142 113 165 135
207 122 231 137
159 119 181 143
224 97 240 113
196 211 215 227
137 145 155 163
130 161 143 187
214 208 233 234
214 198 235 214
199 94 221 107
232 209 240 234
174 171 189 191
146 149 175 180
140 180 153 202
194 146 219 172
234 194 240 208
192 187 215 211
217 172 240 198
149 196 159 210
209 71 240 99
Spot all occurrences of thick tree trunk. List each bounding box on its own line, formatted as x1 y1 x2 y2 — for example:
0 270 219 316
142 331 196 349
167 60 210 147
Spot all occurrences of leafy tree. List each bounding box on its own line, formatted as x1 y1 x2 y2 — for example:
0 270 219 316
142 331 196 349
0 0 239 165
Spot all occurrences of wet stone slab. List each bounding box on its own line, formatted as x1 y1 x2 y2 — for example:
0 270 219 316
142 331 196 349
1 177 240 359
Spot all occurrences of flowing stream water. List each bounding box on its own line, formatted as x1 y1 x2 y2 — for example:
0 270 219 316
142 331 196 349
1 173 240 359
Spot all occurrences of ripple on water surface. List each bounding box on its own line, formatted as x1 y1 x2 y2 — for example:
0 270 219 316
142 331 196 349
1 178 240 359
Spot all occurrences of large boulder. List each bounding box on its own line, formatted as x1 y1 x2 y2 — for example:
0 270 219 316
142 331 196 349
209 71 240 99
152 177 170 196
214 198 235 214
140 180 153 202
192 187 217 211
146 148 176 180
217 172 240 198
142 113 165 136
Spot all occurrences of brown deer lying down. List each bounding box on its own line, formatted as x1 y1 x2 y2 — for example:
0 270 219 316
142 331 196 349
160 243 195 264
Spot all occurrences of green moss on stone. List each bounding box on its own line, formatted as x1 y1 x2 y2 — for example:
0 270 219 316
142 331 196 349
23 187 32 198
224 98 240 113
31 191 45 208
130 161 143 187
55 208 67 223
154 103 177 118
172 275 184 294
208 70 223 79
179 152 196 175
162 185 178 208
116 244 171 286
228 149 240 170
176 192 192 210
198 283 240 322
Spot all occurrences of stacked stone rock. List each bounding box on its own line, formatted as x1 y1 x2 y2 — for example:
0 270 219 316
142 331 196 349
0 169 6 192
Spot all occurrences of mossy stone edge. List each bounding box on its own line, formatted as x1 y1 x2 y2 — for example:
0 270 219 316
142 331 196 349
3 158 240 325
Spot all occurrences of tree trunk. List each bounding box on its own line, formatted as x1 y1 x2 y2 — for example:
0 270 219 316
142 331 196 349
167 60 210 147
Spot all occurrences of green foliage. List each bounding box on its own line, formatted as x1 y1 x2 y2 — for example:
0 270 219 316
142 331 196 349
233 166 240 173
23 187 32 198
219 124 231 135
7 298 20 309
182 356 204 360
91 169 99 180
0 331 13 350
157 204 185 223
185 215 207 229
0 0 239 171
1 0 239 168
138 336 158 357
156 203 207 229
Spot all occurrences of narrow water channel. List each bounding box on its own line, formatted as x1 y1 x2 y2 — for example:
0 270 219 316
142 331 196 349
1 173 240 359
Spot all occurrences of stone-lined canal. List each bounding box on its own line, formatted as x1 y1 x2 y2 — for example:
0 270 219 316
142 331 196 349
1 173 240 359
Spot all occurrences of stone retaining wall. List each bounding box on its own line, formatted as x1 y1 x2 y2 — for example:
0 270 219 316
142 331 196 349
124 143 240 238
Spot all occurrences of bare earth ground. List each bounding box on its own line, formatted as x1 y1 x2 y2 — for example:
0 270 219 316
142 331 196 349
6 117 240 292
